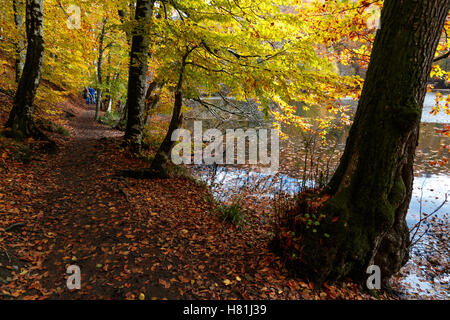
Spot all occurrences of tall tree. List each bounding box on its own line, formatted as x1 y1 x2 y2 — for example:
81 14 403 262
12 0 25 83
6 0 45 139
95 16 108 121
149 46 193 176
123 0 155 151
285 0 450 286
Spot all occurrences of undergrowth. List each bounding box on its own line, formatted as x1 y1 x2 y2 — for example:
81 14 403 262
99 111 121 127
215 199 245 227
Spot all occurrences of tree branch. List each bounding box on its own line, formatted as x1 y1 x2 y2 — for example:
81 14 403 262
434 50 450 62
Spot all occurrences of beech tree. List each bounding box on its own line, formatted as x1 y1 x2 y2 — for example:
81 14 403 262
123 0 155 151
124 0 362 177
280 0 450 286
94 17 108 121
6 0 45 139
12 0 25 82
149 46 193 176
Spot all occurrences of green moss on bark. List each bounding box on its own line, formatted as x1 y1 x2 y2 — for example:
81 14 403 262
389 175 406 208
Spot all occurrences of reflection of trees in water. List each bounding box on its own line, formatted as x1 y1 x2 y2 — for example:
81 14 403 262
279 121 349 185
183 99 448 179
414 123 449 174
283 121 448 179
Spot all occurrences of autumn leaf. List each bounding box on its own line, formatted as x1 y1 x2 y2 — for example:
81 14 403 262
223 279 232 286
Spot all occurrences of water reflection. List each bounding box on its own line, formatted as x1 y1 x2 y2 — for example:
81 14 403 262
422 93 449 123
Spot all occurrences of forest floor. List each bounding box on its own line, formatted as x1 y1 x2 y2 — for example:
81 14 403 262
0 92 393 300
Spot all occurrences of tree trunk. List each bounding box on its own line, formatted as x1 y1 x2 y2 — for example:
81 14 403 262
143 78 163 125
150 49 193 176
95 17 107 121
105 53 112 113
6 0 44 139
286 0 449 286
123 0 154 151
13 0 25 83
149 88 183 177
117 101 128 131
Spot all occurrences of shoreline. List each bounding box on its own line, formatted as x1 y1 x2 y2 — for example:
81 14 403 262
430 88 450 94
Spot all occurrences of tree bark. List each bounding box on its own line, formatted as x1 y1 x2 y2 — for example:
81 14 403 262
150 48 194 176
105 53 112 113
13 0 25 83
150 86 183 176
143 78 164 125
6 0 45 139
95 17 107 121
286 0 450 286
123 0 154 151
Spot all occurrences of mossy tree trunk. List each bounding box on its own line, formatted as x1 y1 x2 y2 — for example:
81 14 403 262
296 0 449 285
123 0 154 152
6 0 44 139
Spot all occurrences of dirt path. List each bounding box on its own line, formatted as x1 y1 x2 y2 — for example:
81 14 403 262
27 105 176 299
0 101 383 300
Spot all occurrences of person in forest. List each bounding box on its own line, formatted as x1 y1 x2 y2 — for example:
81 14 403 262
88 87 96 104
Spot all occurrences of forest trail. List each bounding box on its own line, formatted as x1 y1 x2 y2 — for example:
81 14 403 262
5 102 183 299
0 99 383 300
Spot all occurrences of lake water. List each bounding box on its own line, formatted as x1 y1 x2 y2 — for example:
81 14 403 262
188 92 449 299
